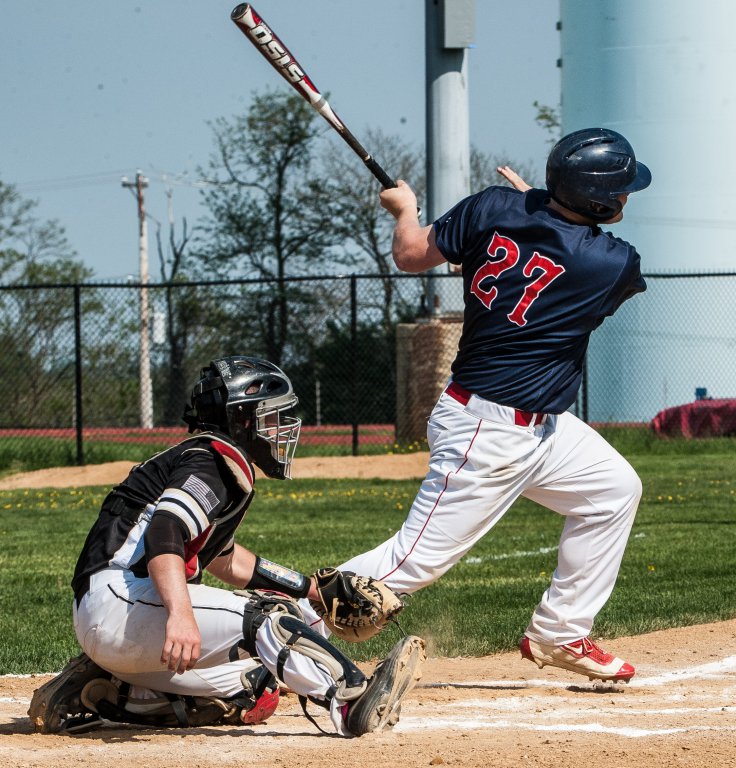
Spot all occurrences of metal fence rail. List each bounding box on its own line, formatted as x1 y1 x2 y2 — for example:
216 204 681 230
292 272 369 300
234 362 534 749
1 271 734 471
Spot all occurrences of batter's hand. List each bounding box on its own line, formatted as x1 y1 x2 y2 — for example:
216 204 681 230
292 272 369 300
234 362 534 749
380 180 419 220
162 610 201 674
497 165 532 192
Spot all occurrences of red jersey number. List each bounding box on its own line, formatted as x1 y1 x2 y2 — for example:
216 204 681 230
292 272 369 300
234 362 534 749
470 232 566 327
469 232 520 310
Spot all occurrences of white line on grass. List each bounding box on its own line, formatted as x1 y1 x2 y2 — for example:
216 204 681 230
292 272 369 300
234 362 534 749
464 546 558 564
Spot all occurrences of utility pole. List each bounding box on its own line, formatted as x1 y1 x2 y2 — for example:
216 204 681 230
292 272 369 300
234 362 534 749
425 0 474 311
121 170 153 429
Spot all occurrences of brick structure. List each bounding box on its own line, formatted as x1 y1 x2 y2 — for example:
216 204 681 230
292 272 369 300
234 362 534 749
395 319 463 443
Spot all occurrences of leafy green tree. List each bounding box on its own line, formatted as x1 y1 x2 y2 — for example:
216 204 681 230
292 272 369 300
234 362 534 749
0 177 85 284
196 89 342 365
533 100 562 144
0 177 96 434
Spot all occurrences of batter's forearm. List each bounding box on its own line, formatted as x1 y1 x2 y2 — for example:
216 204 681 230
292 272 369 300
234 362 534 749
392 218 446 274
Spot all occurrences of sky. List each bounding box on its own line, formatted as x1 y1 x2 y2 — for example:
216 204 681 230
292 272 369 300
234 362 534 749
0 1 560 281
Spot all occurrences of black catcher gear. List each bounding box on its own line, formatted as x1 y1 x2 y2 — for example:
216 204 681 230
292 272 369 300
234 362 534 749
184 356 301 479
546 128 651 222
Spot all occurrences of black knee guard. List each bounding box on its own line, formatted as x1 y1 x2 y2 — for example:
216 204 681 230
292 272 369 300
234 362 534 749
238 589 304 657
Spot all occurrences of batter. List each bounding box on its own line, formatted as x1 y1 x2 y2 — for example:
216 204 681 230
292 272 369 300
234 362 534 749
303 128 652 682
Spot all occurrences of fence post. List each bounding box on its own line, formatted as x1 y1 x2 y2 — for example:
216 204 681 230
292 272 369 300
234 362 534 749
73 284 85 466
582 353 589 424
350 275 359 456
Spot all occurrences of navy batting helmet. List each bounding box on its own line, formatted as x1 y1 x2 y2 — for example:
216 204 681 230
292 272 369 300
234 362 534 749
546 128 651 222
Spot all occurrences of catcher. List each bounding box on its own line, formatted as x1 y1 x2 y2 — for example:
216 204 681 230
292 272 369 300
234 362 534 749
29 355 423 736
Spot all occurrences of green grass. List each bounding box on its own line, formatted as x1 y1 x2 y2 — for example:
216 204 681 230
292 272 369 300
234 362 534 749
1 439 735 673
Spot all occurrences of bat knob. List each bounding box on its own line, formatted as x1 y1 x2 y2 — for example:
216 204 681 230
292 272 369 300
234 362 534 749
231 4 249 21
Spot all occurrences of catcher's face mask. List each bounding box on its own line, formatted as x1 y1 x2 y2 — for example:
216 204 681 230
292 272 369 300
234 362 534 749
251 397 301 479
226 382 302 481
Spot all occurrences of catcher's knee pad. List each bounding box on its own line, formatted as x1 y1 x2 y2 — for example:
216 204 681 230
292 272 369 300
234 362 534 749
268 612 367 703
237 589 304 657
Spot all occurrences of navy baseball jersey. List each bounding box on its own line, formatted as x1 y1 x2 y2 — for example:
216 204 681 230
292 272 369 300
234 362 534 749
434 186 646 413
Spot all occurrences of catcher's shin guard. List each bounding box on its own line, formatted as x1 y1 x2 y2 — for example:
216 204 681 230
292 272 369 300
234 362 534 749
343 635 426 737
28 652 111 733
268 613 367 701
238 589 305 656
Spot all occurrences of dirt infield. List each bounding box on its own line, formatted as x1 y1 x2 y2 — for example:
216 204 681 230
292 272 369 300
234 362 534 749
0 453 431 490
2 620 735 768
1 458 735 766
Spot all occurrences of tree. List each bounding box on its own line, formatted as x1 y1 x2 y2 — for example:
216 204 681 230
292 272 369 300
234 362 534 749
195 89 342 365
533 100 562 145
319 129 425 332
154 205 200 424
0 177 86 284
470 145 540 193
0 176 97 434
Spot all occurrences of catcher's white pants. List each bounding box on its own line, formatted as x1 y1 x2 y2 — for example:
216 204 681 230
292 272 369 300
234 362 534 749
74 568 348 732
302 389 641 645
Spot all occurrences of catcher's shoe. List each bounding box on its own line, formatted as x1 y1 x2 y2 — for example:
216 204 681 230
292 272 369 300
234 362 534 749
28 652 111 733
239 685 280 725
520 636 635 682
343 635 425 737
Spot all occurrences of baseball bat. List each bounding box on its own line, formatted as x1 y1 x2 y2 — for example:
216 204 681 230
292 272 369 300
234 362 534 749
230 3 397 190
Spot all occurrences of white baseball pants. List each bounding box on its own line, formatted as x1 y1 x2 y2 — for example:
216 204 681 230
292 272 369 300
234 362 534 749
74 568 349 732
303 389 641 645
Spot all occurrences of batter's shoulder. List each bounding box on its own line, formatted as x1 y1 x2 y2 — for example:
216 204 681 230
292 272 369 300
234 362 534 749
596 229 640 260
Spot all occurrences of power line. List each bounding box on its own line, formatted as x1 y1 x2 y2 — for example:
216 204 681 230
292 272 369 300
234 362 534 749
14 169 132 193
13 168 220 194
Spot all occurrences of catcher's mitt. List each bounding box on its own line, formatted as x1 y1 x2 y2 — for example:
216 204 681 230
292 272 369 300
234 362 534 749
310 567 404 642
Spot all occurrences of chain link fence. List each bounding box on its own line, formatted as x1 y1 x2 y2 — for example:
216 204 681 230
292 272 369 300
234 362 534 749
1 272 734 472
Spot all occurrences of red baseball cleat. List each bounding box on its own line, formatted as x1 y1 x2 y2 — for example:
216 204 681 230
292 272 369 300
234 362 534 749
520 635 635 682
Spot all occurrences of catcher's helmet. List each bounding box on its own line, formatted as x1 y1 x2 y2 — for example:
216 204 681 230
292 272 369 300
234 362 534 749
183 356 301 480
546 128 651 222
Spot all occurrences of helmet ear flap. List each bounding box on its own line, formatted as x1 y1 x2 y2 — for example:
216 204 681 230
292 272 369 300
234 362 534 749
184 367 229 432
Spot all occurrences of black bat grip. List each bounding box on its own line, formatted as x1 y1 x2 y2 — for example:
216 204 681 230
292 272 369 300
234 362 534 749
364 157 396 190
365 156 422 217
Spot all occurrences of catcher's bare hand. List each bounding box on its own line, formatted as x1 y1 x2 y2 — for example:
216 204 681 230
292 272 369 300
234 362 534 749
162 610 201 674
310 567 405 643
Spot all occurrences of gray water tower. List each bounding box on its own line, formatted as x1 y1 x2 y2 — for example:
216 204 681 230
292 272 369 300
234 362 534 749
559 1 736 420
